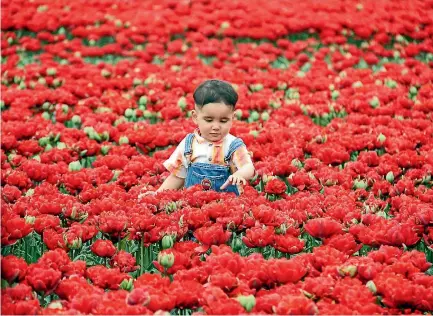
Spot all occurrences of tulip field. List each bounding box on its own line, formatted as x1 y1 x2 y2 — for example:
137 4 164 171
2 0 433 314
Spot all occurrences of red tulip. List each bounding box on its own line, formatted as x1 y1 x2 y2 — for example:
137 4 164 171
304 218 343 239
90 239 117 258
264 178 287 195
194 224 231 247
1 255 27 283
26 264 62 294
110 250 139 273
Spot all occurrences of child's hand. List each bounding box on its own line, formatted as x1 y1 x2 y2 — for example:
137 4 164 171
138 191 157 201
220 175 247 190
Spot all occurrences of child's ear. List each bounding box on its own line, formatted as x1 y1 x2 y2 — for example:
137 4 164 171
191 109 198 124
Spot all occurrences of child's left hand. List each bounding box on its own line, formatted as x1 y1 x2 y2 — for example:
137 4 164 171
220 175 247 190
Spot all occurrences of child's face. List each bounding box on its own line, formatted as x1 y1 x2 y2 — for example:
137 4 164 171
192 103 235 142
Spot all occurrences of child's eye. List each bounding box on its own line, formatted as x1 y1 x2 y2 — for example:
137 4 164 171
220 120 228 123
204 119 213 122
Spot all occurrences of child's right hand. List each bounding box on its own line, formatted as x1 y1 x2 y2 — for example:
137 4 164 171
138 191 157 201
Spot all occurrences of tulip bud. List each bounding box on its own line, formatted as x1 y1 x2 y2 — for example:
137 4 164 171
369 96 379 108
249 130 259 138
42 112 51 120
46 68 57 76
235 109 243 120
377 133 386 144
69 237 82 249
46 301 64 310
158 252 174 269
53 78 63 87
120 278 134 291
331 90 340 100
139 96 148 106
291 159 302 169
57 142 66 149
142 110 152 119
275 223 287 235
38 137 50 147
269 100 281 109
161 235 174 250
366 280 377 294
38 77 47 85
119 136 129 145
250 83 263 92
385 79 397 89
101 69 111 78
25 188 34 197
133 78 142 86
101 145 110 155
220 21 230 30
61 104 69 113
385 171 394 183
352 81 363 88
277 82 287 90
338 265 357 277
236 295 256 312
111 170 122 182
177 97 187 110
101 131 109 141
409 86 417 95
25 215 36 224
250 111 260 121
114 19 123 28
71 115 81 125
353 179 367 190
69 160 82 172
125 108 135 118
261 112 270 121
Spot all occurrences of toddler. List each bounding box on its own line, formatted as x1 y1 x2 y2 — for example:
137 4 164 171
146 79 255 196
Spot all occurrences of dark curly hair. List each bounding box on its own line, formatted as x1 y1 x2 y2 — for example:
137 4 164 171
193 79 238 109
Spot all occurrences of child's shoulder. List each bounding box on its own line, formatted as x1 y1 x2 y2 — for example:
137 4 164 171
224 134 246 149
224 133 238 143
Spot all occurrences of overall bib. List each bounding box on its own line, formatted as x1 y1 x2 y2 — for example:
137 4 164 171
183 133 245 195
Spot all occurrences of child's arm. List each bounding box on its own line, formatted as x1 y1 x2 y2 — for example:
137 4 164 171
220 144 255 189
156 174 185 192
139 138 187 198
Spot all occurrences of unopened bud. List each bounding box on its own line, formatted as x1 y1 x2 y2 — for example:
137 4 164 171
120 278 134 291
386 171 394 183
235 295 256 312
25 215 36 224
68 160 82 172
366 280 377 294
353 179 368 190
158 252 175 269
377 133 386 144
161 235 174 250
119 136 129 145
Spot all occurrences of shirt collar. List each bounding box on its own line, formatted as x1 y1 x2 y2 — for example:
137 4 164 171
194 129 224 146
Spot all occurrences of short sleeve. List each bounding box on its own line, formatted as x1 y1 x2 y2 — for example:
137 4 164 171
232 145 253 170
163 138 187 178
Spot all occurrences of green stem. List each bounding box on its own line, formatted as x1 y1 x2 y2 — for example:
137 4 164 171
140 236 145 276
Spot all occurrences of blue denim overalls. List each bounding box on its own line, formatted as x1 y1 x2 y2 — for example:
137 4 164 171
183 133 245 195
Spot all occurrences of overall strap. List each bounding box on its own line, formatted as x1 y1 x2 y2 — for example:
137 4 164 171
224 138 245 164
184 133 195 165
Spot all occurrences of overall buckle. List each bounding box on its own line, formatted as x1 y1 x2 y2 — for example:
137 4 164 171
201 178 212 190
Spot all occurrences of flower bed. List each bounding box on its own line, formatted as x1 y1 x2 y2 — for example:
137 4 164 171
1 0 433 314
